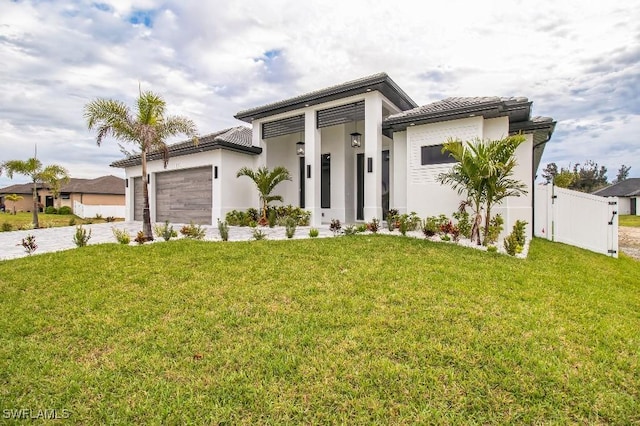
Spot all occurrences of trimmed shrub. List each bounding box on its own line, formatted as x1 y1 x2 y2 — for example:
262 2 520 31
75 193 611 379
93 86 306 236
45 206 57 214
58 206 72 215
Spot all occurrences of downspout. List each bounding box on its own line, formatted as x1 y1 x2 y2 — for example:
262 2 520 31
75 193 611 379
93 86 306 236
531 134 551 238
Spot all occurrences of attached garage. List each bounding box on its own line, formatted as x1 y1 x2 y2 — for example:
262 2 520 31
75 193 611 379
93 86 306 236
155 167 212 224
112 126 262 223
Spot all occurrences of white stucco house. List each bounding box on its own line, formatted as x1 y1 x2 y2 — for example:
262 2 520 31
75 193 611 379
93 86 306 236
111 73 556 239
593 178 640 215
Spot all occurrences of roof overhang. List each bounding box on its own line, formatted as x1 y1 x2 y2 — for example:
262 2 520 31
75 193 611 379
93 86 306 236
383 98 533 136
234 73 417 123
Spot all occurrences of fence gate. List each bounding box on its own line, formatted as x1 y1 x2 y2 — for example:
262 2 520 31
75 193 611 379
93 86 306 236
534 185 618 257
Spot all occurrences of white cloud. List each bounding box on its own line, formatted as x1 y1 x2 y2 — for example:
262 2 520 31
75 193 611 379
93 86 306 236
1 0 639 188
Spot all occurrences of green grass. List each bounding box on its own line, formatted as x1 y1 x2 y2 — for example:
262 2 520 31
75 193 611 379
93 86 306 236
1 237 638 423
0 212 120 230
620 214 640 227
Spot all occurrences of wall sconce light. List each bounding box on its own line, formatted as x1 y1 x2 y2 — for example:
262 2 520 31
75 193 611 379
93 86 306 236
296 141 305 156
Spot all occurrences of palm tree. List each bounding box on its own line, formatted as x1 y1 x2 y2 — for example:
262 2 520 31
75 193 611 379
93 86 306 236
482 135 527 243
1 158 70 227
5 194 23 215
438 135 527 244
438 138 487 244
236 166 292 223
84 89 198 241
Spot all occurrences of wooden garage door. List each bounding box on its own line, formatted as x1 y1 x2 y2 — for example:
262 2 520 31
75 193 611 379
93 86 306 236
133 177 144 221
155 167 212 225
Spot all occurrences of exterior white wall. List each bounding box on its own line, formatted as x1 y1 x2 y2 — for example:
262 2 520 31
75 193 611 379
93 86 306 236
219 150 259 221
265 133 300 207
391 130 407 214
616 197 631 215
405 116 483 216
403 115 533 240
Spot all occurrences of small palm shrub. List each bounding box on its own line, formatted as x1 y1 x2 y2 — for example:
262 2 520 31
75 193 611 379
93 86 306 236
105 216 116 223
252 229 267 240
154 221 178 241
180 222 206 240
485 214 504 245
19 234 37 255
504 220 528 256
367 218 379 233
268 209 277 228
94 213 103 220
343 225 357 236
309 228 319 238
218 220 229 241
2 222 13 232
285 217 296 239
112 227 131 245
73 225 92 247
134 230 146 245
68 217 76 226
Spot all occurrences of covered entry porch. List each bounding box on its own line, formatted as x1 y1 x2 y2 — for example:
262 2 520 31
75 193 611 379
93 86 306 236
235 74 417 227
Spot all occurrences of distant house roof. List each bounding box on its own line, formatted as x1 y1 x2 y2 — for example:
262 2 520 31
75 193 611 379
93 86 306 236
234 73 418 123
383 96 556 173
0 175 125 195
593 178 640 197
110 126 260 168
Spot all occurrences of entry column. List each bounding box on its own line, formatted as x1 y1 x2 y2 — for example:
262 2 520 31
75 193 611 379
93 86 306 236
363 92 383 222
305 109 322 226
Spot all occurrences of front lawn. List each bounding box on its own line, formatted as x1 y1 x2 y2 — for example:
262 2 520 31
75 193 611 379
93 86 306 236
0 212 119 231
620 214 640 227
0 237 638 423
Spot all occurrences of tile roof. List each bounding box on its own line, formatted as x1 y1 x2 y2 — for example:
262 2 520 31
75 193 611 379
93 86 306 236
110 126 259 168
0 175 125 195
593 178 640 197
235 72 417 122
384 96 531 123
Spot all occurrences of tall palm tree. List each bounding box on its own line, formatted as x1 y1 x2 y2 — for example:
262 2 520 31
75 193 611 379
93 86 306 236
236 166 292 222
482 135 527 243
1 158 70 228
438 138 487 244
438 135 527 245
84 89 198 240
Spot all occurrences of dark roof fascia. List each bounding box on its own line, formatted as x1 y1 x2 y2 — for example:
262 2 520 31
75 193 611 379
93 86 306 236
234 74 418 123
110 143 261 168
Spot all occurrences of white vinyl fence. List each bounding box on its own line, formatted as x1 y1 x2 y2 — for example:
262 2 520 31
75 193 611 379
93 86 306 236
534 185 618 257
73 201 125 219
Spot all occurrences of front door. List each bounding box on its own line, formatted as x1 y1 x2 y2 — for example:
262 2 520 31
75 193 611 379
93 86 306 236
357 154 364 221
299 157 305 208
631 198 637 216
45 196 54 208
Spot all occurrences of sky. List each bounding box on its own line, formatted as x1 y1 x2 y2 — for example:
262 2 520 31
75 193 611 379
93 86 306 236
1 0 639 188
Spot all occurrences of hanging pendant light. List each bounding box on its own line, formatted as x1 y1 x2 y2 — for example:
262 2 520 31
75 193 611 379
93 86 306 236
350 103 362 148
296 130 305 156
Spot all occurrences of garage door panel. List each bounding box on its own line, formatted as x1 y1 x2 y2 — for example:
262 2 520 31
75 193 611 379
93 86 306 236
133 177 144 221
155 167 212 225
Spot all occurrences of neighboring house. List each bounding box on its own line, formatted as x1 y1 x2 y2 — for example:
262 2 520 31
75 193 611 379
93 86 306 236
0 175 125 213
112 73 556 240
593 178 640 215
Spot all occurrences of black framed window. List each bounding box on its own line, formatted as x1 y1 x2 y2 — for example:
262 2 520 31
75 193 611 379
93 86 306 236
421 145 457 165
321 154 330 208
